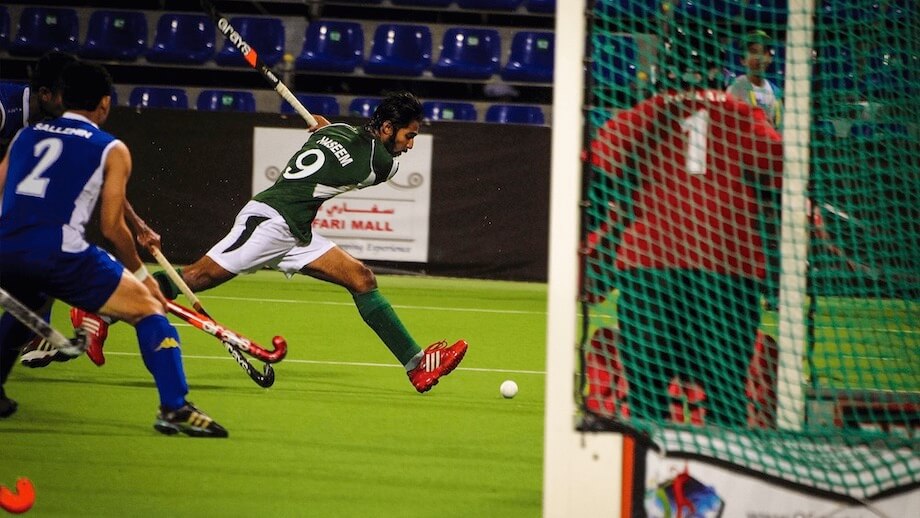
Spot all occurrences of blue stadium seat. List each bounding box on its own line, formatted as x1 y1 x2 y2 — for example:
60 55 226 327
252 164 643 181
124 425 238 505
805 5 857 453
392 0 453 6
595 0 659 18
0 7 10 50
457 0 525 10
282 94 340 117
80 10 147 61
423 101 477 121
743 0 788 24
109 87 118 107
432 28 501 80
197 90 256 112
485 104 545 125
862 48 914 97
591 33 637 87
673 1 744 21
348 97 380 117
146 13 215 65
501 31 554 82
815 45 857 92
9 7 79 56
524 0 556 13
364 24 432 77
818 1 877 24
215 17 284 67
129 87 189 109
296 21 364 73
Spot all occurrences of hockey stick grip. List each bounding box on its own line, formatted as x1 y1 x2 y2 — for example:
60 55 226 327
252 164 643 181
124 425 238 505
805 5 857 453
200 0 317 127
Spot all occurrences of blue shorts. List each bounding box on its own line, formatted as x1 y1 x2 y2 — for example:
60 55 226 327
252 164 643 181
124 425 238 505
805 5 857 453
0 245 124 313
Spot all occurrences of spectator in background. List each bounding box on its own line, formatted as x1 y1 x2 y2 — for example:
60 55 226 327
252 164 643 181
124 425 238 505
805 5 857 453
727 30 783 130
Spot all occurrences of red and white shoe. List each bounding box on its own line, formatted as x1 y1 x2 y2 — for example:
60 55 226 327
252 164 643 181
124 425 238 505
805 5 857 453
408 340 468 393
70 308 109 366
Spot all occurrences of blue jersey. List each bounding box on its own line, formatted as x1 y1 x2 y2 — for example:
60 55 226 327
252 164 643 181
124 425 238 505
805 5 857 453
1 112 120 255
0 83 29 140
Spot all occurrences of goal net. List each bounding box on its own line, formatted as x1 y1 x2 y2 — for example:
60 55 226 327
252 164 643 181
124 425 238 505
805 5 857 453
579 0 918 499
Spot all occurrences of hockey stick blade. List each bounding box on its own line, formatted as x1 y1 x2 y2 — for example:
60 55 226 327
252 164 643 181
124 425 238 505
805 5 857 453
223 339 275 388
166 301 288 363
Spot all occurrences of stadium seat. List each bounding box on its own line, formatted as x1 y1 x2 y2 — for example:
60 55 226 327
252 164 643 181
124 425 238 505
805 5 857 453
392 0 453 6
9 7 79 56
485 104 545 125
595 0 659 18
818 0 877 24
296 21 364 73
146 13 215 65
215 17 285 67
364 24 432 77
80 10 148 61
109 87 118 107
743 0 788 24
456 0 525 10
348 97 380 117
282 94 340 117
501 31 554 83
524 0 556 13
431 28 501 80
591 33 637 87
129 87 189 109
423 101 477 121
197 90 256 112
673 1 744 21
815 45 856 93
0 6 10 50
862 48 914 97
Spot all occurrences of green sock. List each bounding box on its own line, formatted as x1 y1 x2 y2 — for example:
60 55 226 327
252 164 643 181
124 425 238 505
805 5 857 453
152 269 182 300
353 289 421 367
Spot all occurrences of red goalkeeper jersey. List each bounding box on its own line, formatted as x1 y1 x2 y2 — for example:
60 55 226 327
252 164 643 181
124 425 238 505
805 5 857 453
590 89 784 279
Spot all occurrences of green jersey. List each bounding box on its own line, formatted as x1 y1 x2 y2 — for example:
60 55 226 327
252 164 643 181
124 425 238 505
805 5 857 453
253 123 398 243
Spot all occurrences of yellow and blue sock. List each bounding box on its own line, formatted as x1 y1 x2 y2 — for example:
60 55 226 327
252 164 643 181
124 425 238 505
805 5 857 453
135 314 187 410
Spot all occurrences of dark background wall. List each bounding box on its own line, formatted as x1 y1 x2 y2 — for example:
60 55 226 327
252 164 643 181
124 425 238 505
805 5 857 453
102 107 552 282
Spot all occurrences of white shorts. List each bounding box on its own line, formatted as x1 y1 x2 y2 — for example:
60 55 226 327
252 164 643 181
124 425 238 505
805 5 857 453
206 200 335 276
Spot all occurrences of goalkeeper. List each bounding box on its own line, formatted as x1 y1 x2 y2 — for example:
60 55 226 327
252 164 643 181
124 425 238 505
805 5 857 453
585 50 784 428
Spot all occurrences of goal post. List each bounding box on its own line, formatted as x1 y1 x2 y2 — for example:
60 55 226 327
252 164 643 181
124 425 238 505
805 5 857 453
543 0 624 516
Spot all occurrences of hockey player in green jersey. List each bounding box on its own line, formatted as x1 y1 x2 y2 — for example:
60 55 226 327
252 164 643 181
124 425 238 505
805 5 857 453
160 91 467 393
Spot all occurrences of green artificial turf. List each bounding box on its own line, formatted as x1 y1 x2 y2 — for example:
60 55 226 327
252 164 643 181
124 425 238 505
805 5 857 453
1 272 548 517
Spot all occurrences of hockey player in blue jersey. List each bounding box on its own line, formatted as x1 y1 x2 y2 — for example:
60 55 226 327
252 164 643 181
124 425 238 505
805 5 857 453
0 55 161 413
0 62 227 437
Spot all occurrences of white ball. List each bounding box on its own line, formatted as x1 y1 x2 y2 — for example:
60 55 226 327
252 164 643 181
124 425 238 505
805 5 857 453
500 380 518 399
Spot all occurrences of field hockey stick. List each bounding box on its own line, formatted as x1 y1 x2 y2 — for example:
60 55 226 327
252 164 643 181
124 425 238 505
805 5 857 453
0 288 86 356
200 0 318 127
148 246 288 363
166 301 277 387
166 301 288 364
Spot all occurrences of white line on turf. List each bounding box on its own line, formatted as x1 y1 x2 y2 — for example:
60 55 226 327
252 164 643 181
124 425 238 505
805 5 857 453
198 295 546 315
103 351 546 375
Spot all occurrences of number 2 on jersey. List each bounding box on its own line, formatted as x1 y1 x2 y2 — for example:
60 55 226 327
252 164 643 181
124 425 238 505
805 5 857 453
15 138 63 198
680 109 709 175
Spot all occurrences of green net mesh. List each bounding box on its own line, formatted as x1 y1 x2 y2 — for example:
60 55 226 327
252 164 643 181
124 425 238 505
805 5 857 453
579 0 919 499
